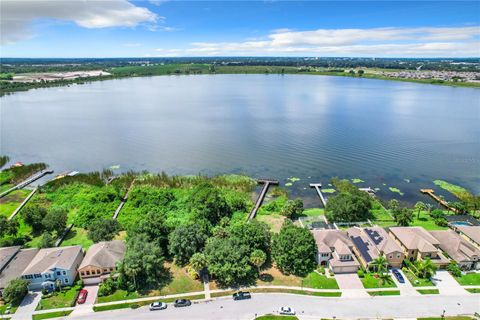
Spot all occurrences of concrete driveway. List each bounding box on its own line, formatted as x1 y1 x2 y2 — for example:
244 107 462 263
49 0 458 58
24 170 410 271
70 284 99 316
432 271 467 295
11 291 42 320
334 273 369 298
389 269 419 296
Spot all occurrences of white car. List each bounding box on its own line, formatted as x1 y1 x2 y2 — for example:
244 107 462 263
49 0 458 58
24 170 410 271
149 302 167 311
279 306 296 315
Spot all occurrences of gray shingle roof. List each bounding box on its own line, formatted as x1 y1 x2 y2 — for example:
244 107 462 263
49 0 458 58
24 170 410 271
0 248 39 289
79 240 125 270
22 246 83 275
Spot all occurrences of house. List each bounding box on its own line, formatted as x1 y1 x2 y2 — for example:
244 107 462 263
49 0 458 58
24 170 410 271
0 247 39 292
78 240 126 285
311 229 360 273
454 226 480 249
347 227 404 269
388 227 449 268
430 230 480 270
21 246 83 291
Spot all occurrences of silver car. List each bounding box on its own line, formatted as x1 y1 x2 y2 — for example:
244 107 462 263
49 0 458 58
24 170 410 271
149 301 167 311
279 306 296 315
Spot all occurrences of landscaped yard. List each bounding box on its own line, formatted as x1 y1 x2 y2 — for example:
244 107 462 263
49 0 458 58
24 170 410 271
402 268 434 287
454 273 480 286
60 227 93 249
36 285 81 310
256 315 298 320
302 208 324 216
253 266 338 289
302 271 339 289
0 304 18 315
360 273 396 289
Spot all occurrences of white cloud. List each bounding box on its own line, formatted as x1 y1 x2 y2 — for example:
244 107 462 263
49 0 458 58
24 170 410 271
0 0 158 45
179 26 480 57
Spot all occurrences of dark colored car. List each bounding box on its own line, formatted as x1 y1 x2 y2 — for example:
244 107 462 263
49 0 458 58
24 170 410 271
174 299 192 307
392 269 405 283
233 291 251 301
77 289 88 304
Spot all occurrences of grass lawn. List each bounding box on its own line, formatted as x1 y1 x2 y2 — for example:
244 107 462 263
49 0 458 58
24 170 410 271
60 227 93 249
361 273 396 289
367 290 400 296
302 272 339 289
410 211 448 230
97 263 203 303
302 208 324 216
32 310 73 320
417 289 440 295
402 268 434 287
36 285 81 310
257 214 285 233
0 304 18 315
256 315 298 320
254 266 303 288
466 288 479 294
0 189 30 217
211 288 341 298
94 294 205 312
455 273 480 286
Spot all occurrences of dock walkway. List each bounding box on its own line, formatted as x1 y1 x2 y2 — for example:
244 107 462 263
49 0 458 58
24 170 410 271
247 179 279 221
0 169 53 198
420 189 459 213
8 187 38 220
112 179 135 220
310 183 327 207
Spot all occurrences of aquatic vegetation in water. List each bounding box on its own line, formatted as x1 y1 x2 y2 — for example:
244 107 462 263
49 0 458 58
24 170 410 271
351 178 364 184
285 182 293 187
287 177 301 182
110 165 120 170
389 187 404 196
403 178 411 183
433 179 471 199
322 188 336 194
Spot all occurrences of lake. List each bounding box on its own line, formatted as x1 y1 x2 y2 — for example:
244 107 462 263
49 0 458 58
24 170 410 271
1 74 479 206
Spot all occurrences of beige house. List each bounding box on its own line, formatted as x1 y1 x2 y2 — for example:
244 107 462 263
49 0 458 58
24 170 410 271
430 230 480 270
347 227 404 269
454 226 480 249
388 227 449 268
78 241 126 285
311 229 360 274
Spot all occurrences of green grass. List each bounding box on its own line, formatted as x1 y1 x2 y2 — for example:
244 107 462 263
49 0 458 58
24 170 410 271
256 315 299 320
32 310 73 320
93 294 205 312
96 290 142 304
466 288 479 294
0 189 30 217
60 227 93 249
302 272 339 289
410 211 448 230
211 288 341 298
417 317 474 320
0 304 18 315
454 273 480 286
367 290 400 296
361 273 397 289
402 268 434 287
36 285 81 310
301 208 325 216
417 289 440 295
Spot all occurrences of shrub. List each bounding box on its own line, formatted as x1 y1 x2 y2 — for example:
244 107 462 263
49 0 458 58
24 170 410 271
357 270 365 278
447 261 462 277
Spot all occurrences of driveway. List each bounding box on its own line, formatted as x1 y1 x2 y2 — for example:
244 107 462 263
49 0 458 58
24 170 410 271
432 271 467 295
334 273 369 298
11 291 42 320
70 284 99 316
389 269 419 296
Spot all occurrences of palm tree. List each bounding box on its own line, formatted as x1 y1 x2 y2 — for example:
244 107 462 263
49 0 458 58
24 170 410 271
250 249 267 275
417 258 438 279
370 255 388 274
414 201 426 220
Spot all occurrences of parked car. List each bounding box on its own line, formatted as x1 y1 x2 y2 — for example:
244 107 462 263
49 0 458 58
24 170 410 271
233 291 251 300
279 306 296 315
392 269 405 283
77 289 88 304
149 301 167 311
174 299 192 307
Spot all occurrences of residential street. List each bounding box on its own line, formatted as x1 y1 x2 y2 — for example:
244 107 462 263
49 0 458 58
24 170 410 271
68 293 479 320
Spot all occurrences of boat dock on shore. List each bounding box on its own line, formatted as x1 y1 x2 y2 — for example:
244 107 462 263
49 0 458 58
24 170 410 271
247 179 279 221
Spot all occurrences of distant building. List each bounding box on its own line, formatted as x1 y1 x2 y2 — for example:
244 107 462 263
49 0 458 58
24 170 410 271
430 230 480 270
388 227 449 268
454 226 480 249
21 246 83 291
311 229 360 273
0 246 39 292
347 227 404 269
78 241 126 285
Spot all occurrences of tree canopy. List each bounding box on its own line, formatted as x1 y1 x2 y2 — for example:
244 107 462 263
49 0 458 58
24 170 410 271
87 219 121 243
3 278 29 305
168 223 209 265
325 179 372 223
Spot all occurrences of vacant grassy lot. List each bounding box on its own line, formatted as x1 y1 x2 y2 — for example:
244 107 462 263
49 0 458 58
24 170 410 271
0 189 30 217
361 273 396 289
257 214 285 233
256 315 299 320
60 227 92 249
455 273 480 286
36 285 81 310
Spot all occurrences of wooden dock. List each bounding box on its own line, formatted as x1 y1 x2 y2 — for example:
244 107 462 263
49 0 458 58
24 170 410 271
0 169 53 198
420 189 459 213
247 179 279 221
112 179 135 220
310 183 327 207
8 187 38 220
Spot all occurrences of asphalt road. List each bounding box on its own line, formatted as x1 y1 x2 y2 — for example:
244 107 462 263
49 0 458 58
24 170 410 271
70 293 479 320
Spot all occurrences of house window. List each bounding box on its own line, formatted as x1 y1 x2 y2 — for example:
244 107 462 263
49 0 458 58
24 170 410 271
110 268 114 272
62 271 66 276
97 269 101 275
103 269 109 272
45 274 50 279
86 271 90 276
80 272 85 276
396 253 401 258
24 275 33 279
389 255 393 259
64 279 69 284
56 271 61 276
34 274 42 279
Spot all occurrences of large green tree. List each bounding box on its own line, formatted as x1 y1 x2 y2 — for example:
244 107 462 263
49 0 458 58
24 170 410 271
325 192 372 222
281 199 304 219
42 208 67 235
88 219 121 243
22 206 47 234
272 222 317 276
3 279 28 305
189 182 231 225
229 220 271 254
392 207 413 226
0 216 18 238
128 212 171 254
250 249 267 274
168 223 209 265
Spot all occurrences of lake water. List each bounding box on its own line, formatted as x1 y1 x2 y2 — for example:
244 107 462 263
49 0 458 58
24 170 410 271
1 74 479 206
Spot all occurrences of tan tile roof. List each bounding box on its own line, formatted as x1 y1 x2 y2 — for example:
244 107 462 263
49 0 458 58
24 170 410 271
456 226 480 245
22 246 83 275
430 230 480 263
0 248 39 289
79 241 125 270
389 227 439 252
311 229 354 254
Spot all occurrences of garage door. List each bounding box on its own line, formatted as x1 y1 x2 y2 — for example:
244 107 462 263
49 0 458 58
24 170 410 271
333 266 358 274
82 277 101 285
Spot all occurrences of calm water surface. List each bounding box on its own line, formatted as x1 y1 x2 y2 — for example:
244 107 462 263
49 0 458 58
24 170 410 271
1 74 479 205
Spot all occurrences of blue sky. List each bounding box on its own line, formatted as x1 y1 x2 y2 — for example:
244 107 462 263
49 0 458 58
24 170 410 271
1 1 479 57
